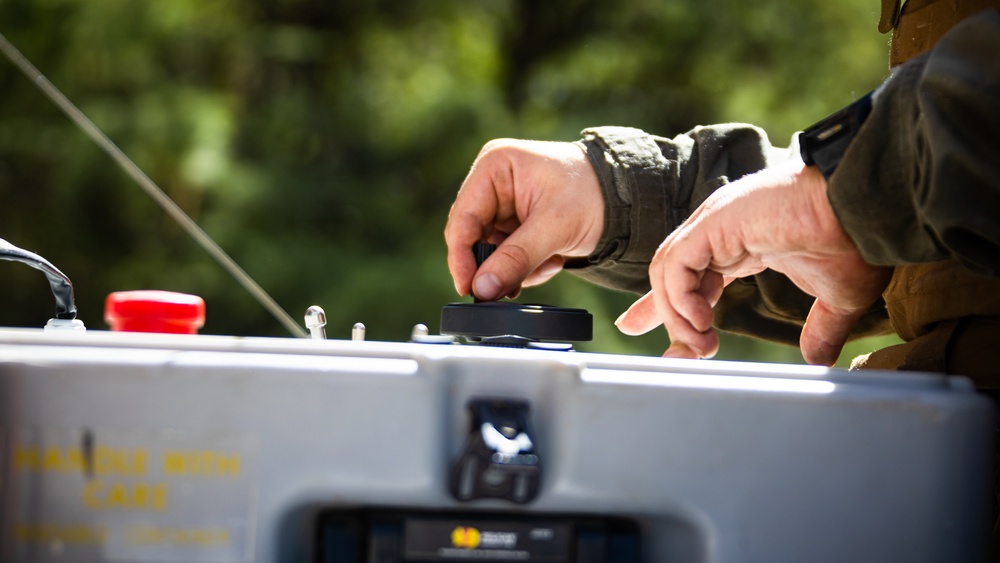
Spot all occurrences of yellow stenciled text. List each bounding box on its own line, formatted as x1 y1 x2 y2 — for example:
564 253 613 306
82 480 169 512
162 450 241 477
16 523 108 545
125 526 231 547
13 444 148 477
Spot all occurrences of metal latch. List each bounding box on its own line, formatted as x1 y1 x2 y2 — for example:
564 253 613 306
450 398 541 504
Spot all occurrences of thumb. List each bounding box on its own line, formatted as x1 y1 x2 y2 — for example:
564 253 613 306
472 227 558 301
799 299 865 367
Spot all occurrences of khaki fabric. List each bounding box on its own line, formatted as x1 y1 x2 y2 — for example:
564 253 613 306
879 0 902 32
884 261 1000 337
884 0 1000 66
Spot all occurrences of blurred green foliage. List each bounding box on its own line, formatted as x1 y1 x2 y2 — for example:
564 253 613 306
0 0 901 364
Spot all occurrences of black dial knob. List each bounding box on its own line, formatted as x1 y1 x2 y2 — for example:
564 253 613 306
473 242 497 268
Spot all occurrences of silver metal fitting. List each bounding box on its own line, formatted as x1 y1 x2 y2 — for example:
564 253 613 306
304 306 327 340
352 322 366 342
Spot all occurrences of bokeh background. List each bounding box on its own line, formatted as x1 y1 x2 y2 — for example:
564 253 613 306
0 0 902 364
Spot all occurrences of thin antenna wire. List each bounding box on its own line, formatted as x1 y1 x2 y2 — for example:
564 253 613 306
0 31 308 338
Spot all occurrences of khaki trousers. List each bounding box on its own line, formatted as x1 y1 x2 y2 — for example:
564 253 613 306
851 260 1000 387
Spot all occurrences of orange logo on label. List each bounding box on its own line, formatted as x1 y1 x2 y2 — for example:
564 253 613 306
451 526 481 549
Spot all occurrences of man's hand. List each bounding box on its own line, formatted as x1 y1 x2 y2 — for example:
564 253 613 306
615 160 892 366
444 139 604 301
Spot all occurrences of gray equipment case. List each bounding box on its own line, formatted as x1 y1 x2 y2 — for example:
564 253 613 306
0 328 993 562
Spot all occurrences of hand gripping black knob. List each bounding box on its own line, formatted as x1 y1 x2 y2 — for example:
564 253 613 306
439 243 593 344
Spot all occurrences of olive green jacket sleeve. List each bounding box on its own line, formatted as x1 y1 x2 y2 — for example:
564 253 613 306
829 9 1000 276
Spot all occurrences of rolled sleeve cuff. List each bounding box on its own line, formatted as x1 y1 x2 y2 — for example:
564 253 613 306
578 126 676 267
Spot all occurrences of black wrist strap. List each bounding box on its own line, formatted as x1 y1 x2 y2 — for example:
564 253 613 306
799 91 874 180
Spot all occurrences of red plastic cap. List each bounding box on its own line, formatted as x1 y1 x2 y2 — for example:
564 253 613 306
105 290 206 334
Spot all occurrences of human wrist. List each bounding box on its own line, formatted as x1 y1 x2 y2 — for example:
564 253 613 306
796 161 862 255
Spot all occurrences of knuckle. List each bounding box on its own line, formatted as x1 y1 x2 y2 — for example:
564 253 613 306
478 138 517 160
468 140 519 200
